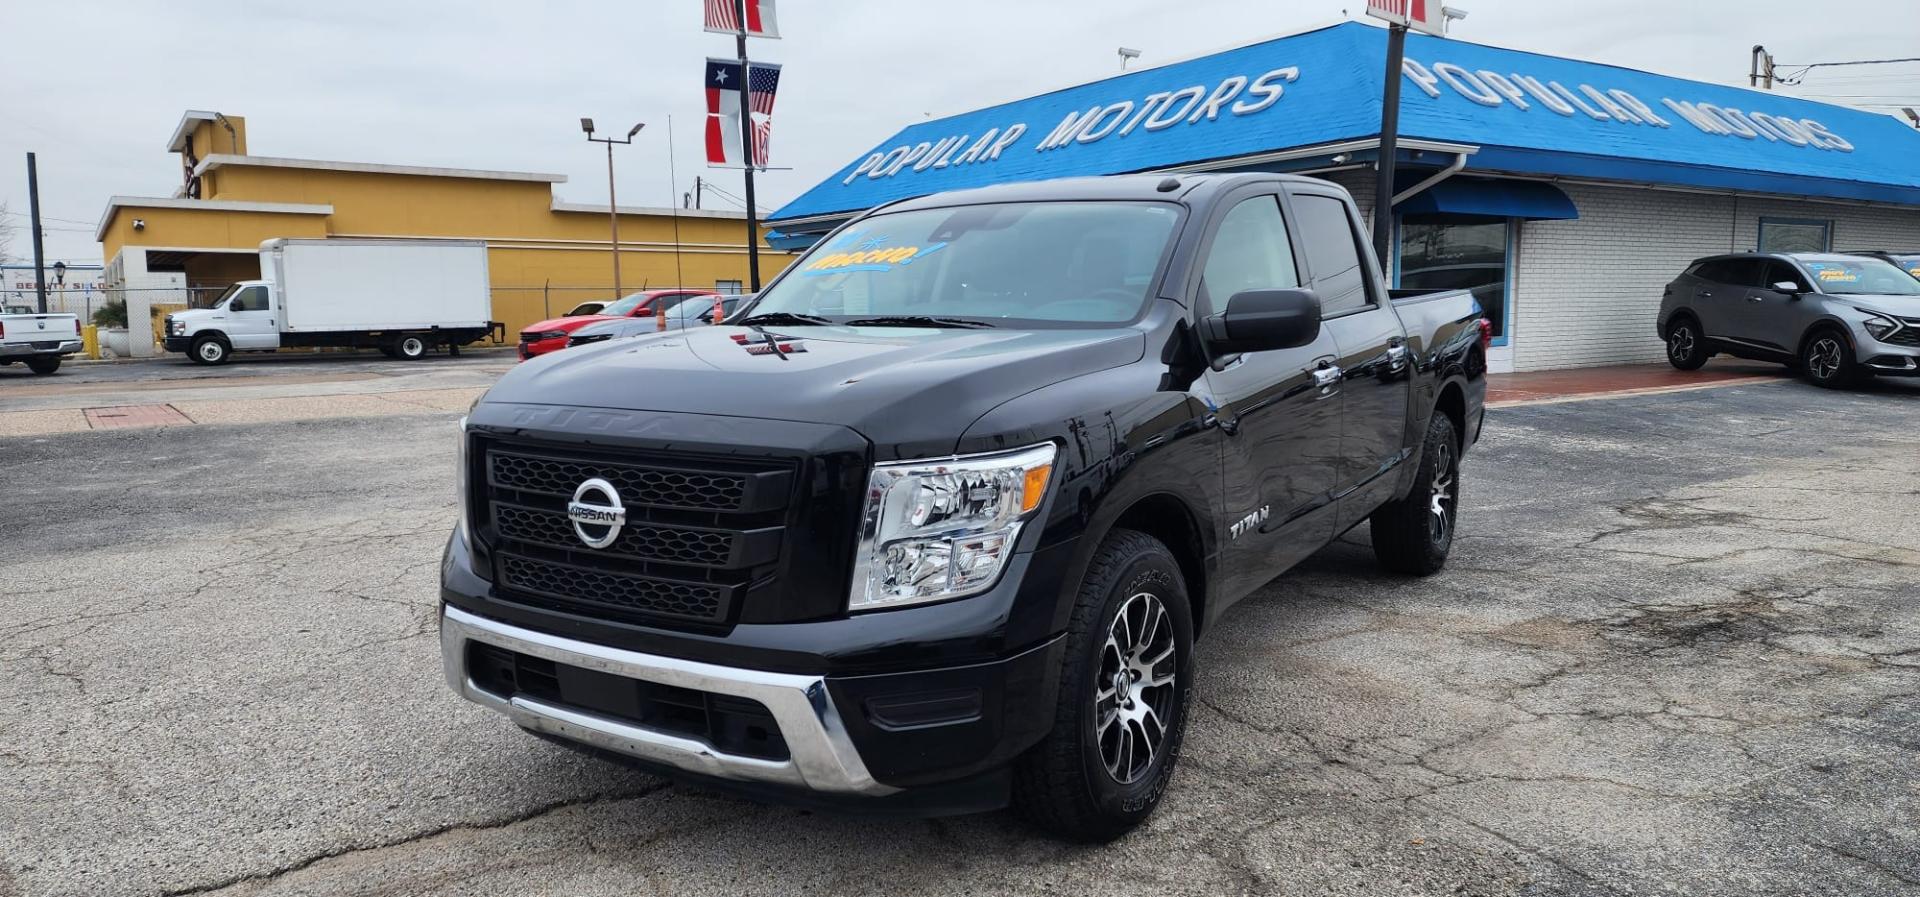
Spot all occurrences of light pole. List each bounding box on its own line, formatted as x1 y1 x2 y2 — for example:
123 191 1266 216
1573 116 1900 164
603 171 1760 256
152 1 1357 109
582 118 644 300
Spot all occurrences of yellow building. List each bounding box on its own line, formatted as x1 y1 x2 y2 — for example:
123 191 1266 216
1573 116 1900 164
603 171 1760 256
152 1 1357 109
97 110 784 357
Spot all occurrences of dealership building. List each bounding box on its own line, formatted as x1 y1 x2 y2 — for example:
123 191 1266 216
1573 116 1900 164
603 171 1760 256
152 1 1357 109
767 21 1920 372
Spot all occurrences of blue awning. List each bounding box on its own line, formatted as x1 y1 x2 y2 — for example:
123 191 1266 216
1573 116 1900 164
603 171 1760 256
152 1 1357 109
1395 176 1578 220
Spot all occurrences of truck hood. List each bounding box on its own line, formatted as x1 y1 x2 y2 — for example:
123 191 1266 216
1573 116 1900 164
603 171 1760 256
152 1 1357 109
481 323 1146 453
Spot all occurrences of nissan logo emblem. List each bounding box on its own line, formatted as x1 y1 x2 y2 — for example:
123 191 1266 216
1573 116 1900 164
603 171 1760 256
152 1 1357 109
566 477 626 549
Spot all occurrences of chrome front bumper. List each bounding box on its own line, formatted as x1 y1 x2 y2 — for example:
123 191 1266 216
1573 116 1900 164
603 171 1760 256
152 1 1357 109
0 339 82 357
439 604 898 797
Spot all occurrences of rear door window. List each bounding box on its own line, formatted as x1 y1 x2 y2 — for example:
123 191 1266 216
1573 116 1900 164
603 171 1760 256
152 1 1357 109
1289 194 1372 316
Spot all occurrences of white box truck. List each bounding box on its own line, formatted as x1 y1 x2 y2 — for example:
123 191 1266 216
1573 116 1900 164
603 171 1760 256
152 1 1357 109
162 238 500 364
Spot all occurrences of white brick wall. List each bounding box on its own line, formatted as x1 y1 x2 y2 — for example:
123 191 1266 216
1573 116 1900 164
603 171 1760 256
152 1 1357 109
1304 171 1920 372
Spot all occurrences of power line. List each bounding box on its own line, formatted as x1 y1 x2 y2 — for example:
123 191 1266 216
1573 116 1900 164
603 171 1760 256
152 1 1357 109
1775 56 1920 86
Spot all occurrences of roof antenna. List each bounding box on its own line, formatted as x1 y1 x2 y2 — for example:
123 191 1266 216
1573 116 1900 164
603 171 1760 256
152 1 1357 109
1156 176 1181 193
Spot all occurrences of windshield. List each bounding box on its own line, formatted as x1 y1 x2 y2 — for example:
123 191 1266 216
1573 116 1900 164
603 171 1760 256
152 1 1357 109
204 282 245 309
1888 255 1920 280
597 293 650 317
1800 258 1920 296
748 201 1183 327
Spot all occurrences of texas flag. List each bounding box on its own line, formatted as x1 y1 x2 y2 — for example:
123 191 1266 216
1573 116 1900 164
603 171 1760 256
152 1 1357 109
705 59 782 168
704 0 779 39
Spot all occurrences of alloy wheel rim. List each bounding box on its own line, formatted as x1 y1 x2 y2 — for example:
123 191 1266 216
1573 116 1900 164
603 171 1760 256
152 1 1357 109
1809 338 1842 379
1429 439 1457 546
1669 327 1694 361
1096 591 1177 785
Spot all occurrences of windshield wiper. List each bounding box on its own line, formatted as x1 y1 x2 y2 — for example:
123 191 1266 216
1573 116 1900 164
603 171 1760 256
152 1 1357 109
842 315 996 329
732 311 832 327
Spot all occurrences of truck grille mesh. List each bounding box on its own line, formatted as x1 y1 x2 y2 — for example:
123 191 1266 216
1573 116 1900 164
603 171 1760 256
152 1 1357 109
491 451 747 511
499 553 724 621
493 503 734 567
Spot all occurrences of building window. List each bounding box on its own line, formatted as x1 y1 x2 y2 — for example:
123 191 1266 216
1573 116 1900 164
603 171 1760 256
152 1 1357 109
715 279 744 295
1397 218 1512 345
1758 218 1831 253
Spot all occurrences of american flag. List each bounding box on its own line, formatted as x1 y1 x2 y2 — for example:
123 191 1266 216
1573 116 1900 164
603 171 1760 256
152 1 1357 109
704 59 782 169
704 0 780 39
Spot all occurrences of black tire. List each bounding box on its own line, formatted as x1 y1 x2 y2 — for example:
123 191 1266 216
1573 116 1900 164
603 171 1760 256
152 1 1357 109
392 335 428 360
1370 413 1461 576
1013 529 1194 843
1801 327 1862 389
190 336 230 366
1665 315 1710 370
25 356 61 375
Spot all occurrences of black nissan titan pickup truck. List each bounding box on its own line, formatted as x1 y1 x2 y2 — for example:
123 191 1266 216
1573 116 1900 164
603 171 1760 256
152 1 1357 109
440 173 1487 841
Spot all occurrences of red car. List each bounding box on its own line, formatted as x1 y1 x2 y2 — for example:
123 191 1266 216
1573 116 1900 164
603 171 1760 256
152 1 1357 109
517 289 721 360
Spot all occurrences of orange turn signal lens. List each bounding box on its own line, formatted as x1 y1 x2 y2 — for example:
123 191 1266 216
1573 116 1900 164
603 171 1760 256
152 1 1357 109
1021 464 1052 514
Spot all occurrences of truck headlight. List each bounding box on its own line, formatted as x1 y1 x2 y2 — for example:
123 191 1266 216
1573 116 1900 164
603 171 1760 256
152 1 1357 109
849 443 1056 611
1862 314 1900 341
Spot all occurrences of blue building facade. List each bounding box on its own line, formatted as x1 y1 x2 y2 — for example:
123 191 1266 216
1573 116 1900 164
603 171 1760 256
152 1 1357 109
770 22 1920 371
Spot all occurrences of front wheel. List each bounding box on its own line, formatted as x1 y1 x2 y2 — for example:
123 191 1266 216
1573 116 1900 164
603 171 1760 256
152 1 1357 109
1370 413 1461 575
1666 318 1710 370
25 356 61 375
1802 328 1862 389
1013 529 1194 843
392 335 428 360
191 336 230 365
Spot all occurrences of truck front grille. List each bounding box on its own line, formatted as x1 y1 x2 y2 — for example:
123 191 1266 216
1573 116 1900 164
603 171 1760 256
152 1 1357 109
475 441 799 628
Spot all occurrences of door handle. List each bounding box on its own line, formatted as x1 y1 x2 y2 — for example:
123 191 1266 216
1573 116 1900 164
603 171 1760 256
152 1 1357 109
1386 344 1408 367
1696 291 1714 298
1311 365 1343 388
1746 295 1764 303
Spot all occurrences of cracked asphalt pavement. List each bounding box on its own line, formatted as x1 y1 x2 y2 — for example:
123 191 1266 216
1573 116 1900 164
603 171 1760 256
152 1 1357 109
2 375 1916 896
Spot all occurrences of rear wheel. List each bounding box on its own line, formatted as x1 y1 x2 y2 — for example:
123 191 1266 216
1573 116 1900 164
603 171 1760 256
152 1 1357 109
1013 529 1193 843
1802 327 1862 389
25 356 61 375
1370 413 1461 576
191 336 230 365
1666 316 1709 370
392 335 428 360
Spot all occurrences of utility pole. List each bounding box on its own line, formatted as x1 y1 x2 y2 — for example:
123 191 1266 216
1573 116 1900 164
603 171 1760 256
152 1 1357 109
734 0 762 291
1750 45 1775 89
1371 23 1407 269
582 119 645 300
26 153 48 314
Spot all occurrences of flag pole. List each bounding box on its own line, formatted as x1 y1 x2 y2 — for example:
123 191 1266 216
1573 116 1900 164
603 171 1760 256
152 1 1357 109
666 114 686 290
733 0 762 291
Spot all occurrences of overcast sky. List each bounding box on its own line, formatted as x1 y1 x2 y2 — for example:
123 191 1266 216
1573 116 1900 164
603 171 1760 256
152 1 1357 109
3 0 1916 265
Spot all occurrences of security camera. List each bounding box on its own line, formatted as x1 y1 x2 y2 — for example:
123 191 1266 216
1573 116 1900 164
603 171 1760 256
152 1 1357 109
132 219 146 230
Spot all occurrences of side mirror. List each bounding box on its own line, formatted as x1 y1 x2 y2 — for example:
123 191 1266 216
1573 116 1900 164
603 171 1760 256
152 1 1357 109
1203 288 1322 355
1773 281 1806 297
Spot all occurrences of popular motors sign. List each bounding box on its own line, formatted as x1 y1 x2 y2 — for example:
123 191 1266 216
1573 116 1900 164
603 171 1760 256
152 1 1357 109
1400 56 1855 153
842 66 1300 185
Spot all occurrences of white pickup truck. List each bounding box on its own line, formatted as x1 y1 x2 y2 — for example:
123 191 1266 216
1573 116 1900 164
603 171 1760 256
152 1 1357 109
0 306 83 375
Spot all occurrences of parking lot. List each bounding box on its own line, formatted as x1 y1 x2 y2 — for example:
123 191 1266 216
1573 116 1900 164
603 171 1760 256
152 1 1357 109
2 361 1917 897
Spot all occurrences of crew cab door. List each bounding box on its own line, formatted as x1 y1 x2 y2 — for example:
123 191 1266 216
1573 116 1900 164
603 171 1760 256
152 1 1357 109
1282 187 1413 520
1194 191 1344 600
219 284 279 349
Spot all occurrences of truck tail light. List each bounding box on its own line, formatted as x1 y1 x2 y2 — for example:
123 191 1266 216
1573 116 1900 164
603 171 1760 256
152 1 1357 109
656 304 668 331
76 318 84 334
1476 318 1493 349
0 322 6 339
